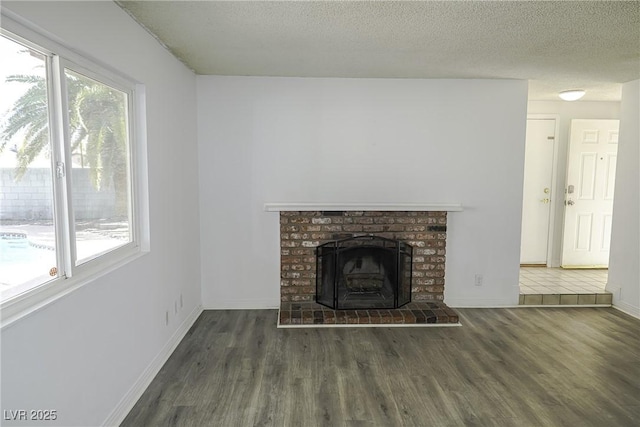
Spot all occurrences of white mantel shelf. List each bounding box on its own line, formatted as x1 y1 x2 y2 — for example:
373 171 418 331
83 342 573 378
264 203 463 212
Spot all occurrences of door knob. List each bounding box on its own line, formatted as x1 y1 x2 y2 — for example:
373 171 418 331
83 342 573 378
566 199 575 206
539 198 550 204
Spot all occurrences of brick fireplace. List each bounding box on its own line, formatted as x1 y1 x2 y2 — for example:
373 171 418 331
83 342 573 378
277 210 459 326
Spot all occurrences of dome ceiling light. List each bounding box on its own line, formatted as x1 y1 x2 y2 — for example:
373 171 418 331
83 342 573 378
559 90 586 101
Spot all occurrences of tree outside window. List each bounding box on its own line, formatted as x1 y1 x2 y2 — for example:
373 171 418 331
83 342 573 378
0 33 133 300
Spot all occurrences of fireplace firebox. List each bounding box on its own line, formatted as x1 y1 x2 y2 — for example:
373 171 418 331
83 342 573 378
316 235 413 310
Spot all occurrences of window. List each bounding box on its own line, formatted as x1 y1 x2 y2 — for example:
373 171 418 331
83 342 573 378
0 25 143 320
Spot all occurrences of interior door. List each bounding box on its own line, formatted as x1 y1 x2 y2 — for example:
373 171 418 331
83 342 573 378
562 119 619 267
520 119 556 265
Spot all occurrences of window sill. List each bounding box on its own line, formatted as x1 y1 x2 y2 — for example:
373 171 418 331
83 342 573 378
1 247 148 329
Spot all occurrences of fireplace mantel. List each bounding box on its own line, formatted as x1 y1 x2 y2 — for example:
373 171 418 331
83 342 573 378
264 203 463 212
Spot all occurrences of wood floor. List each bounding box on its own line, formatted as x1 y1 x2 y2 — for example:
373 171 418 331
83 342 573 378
122 308 640 426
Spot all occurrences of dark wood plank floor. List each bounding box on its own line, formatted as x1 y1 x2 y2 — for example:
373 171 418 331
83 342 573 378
122 308 640 426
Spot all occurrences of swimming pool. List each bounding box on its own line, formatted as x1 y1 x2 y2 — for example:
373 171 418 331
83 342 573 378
0 232 56 288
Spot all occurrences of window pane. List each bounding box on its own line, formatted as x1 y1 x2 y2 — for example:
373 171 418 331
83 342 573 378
64 69 131 265
0 35 58 297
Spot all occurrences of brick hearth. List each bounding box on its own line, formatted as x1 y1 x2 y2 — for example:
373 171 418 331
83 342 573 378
279 301 459 326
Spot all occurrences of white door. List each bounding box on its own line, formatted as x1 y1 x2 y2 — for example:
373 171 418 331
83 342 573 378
521 119 556 264
562 119 619 267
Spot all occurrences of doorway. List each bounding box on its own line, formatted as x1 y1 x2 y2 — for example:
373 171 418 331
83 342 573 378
518 118 618 306
520 118 620 268
520 118 557 265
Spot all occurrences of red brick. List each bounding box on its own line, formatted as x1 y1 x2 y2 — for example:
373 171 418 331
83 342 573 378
311 233 332 240
357 311 370 324
335 311 347 324
346 311 359 324
291 248 313 256
379 310 393 324
302 311 314 324
279 310 290 324
323 311 336 324
290 217 311 224
312 218 331 224
416 217 437 224
280 211 446 303
374 217 394 224
368 311 382 324
392 311 404 323
396 218 416 224
402 311 416 323
291 279 311 287
355 217 374 224
320 225 343 232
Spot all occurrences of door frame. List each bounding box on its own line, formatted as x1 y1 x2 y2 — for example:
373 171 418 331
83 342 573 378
525 114 561 267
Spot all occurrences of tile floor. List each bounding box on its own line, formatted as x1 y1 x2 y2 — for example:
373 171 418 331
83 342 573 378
519 267 612 306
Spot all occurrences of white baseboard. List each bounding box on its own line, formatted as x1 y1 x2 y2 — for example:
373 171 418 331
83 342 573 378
446 297 518 307
102 304 203 427
202 298 280 310
613 300 640 319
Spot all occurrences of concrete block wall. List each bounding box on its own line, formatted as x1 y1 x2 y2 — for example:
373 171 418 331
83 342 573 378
0 168 116 221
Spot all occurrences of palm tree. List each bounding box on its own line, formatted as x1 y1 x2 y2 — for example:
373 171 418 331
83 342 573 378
0 74 51 178
1 71 129 216
70 73 129 215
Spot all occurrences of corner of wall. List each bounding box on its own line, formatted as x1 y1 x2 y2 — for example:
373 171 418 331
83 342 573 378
102 304 203 426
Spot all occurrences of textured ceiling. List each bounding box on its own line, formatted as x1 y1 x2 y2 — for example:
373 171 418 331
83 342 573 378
117 1 640 101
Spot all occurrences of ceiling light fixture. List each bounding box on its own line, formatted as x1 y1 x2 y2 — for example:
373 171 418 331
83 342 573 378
559 89 586 101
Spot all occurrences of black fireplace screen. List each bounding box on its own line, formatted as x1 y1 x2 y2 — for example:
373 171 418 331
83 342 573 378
316 236 412 310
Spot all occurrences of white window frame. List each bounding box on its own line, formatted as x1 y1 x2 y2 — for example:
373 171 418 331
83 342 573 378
1 14 149 327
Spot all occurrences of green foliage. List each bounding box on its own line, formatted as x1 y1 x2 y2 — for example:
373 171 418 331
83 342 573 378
1 71 129 214
1 74 50 180
72 78 127 192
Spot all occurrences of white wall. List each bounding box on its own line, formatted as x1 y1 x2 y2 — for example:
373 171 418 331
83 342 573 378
1 2 201 426
197 76 528 308
526 101 620 266
608 80 640 317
